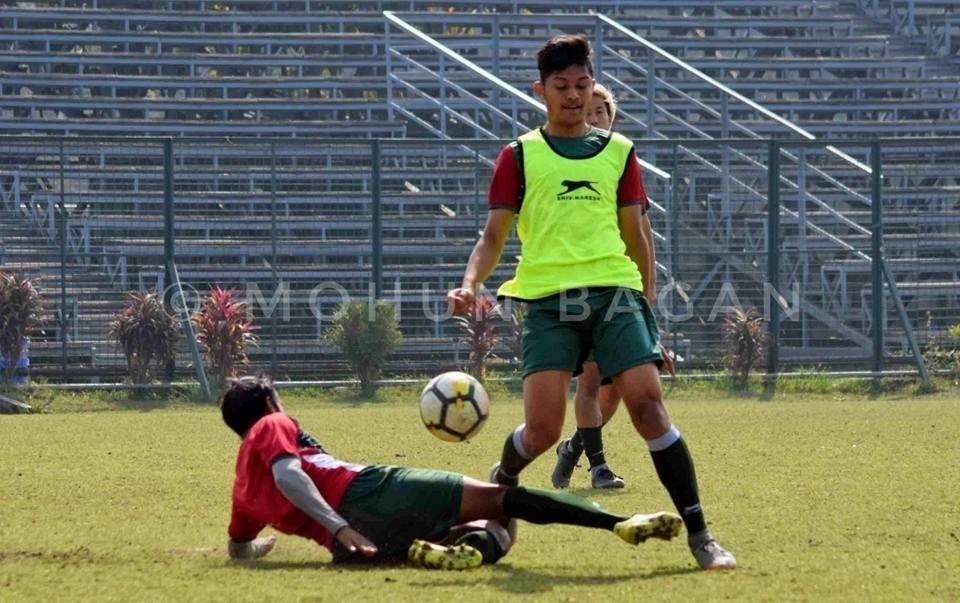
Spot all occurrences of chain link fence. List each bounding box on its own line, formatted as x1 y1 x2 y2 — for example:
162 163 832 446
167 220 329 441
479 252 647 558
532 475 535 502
1 136 957 385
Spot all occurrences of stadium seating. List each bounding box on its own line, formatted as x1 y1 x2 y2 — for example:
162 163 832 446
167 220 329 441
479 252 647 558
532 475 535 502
1 1 958 379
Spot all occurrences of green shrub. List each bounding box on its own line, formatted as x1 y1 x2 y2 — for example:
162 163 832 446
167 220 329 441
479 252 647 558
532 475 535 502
720 307 766 386
324 300 402 397
108 291 180 385
923 318 960 384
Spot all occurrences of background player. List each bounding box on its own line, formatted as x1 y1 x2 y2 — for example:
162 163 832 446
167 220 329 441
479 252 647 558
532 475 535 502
552 83 675 491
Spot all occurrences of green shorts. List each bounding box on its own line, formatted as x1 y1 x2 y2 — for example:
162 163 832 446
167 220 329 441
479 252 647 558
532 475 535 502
333 465 463 563
521 287 662 382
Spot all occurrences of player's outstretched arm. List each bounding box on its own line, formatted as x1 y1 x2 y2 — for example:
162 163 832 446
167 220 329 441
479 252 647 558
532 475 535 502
271 456 378 557
447 208 514 315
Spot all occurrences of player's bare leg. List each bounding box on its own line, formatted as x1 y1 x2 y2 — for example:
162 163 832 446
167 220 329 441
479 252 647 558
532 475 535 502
492 370 569 486
589 381 625 489
614 363 736 570
554 363 626 489
553 363 600 488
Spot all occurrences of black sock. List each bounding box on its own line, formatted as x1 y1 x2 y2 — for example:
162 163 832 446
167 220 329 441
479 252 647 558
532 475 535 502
503 486 628 531
578 426 606 468
454 530 504 564
499 429 532 478
649 437 707 534
567 430 585 457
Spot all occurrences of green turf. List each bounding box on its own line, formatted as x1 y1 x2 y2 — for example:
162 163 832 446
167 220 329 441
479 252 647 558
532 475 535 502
1 385 958 602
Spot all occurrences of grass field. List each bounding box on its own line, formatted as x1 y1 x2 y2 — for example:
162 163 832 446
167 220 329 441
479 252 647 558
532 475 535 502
1 382 958 602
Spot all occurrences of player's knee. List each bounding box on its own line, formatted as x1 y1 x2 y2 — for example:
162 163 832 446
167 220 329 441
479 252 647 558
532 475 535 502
624 398 670 437
621 380 662 406
523 422 562 455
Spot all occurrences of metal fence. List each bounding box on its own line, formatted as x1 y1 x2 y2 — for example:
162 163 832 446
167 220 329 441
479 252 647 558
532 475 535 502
1 135 957 385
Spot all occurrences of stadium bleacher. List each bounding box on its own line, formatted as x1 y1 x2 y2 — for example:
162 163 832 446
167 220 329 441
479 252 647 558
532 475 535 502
1 1 958 380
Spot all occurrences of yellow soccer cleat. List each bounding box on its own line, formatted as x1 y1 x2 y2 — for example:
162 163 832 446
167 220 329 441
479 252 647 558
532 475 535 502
613 512 683 545
408 539 483 570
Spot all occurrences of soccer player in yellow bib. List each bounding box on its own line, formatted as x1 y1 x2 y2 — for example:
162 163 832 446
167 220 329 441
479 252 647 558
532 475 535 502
551 83 675 491
447 34 735 570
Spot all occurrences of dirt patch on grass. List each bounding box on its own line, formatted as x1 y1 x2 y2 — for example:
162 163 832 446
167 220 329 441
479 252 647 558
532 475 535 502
0 546 93 564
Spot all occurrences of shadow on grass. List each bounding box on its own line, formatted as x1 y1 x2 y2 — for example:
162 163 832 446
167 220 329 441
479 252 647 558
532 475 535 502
217 557 698 590
406 563 699 594
566 486 631 499
236 560 332 571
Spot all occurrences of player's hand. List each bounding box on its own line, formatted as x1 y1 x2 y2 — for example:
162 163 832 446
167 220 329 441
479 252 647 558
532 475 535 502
335 526 378 557
446 287 475 316
659 344 677 377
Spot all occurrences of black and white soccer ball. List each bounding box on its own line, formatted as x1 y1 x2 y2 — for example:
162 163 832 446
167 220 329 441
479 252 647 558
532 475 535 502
419 371 490 442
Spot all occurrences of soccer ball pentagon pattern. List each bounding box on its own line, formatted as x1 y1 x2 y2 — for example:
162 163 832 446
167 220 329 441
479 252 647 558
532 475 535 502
419 371 490 442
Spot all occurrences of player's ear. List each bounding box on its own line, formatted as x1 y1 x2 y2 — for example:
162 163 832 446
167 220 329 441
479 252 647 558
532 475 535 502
266 391 283 414
533 80 545 99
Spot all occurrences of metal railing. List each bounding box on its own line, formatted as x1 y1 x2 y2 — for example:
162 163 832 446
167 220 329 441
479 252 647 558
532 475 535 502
2 135 958 386
382 11 937 376
856 0 960 57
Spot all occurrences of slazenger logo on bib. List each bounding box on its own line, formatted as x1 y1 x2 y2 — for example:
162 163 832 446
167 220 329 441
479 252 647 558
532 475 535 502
556 179 601 200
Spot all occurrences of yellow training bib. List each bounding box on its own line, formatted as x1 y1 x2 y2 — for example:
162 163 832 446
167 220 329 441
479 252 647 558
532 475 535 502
497 128 644 300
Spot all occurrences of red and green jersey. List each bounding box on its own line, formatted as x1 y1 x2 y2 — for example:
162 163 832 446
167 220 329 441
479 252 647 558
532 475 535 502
228 413 365 551
488 127 648 300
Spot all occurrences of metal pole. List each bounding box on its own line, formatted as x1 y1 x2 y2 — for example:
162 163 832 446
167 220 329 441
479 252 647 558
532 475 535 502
163 138 175 382
371 139 383 299
670 142 680 355
384 20 393 120
646 53 656 140
870 139 884 375
593 18 604 78
59 141 67 379
766 140 780 377
168 260 212 402
474 146 481 236
439 54 447 138
492 14 501 137
270 142 279 375
721 95 731 284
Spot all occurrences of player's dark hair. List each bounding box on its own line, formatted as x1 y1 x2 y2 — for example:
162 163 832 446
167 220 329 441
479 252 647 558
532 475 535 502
219 373 277 436
536 33 594 82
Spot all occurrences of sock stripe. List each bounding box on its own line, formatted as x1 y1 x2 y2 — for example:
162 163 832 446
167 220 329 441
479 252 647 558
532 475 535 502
512 424 532 459
646 425 681 452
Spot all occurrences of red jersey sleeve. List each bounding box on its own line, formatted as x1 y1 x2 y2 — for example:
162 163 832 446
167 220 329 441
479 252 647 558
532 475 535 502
617 148 649 212
229 498 266 541
488 143 522 211
247 413 300 467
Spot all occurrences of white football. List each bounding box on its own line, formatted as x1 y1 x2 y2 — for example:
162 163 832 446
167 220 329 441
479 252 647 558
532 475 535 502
419 371 490 442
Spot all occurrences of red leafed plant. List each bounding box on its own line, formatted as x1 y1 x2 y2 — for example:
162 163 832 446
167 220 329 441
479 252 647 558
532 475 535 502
192 286 259 386
454 293 501 382
0 272 46 385
108 290 180 385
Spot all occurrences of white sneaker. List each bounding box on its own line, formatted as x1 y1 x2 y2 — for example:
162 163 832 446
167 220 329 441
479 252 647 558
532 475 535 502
689 532 737 570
